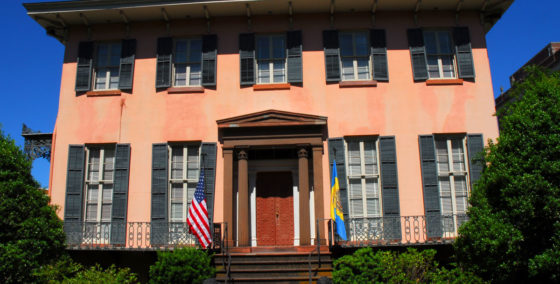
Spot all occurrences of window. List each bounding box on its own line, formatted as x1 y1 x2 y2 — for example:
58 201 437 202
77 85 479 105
339 32 371 81
84 145 115 243
424 31 455 79
346 138 382 218
256 35 287 84
434 136 469 235
94 42 121 90
173 39 202 87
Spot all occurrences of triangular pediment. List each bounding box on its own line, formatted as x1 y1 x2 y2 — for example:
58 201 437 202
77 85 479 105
217 109 327 128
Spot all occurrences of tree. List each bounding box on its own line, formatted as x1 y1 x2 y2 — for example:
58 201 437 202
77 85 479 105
455 67 560 282
0 128 66 283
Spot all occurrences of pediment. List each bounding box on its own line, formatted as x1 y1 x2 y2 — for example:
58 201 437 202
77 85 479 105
217 109 327 128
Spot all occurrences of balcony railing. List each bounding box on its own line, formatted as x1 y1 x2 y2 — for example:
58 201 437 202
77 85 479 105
63 214 467 250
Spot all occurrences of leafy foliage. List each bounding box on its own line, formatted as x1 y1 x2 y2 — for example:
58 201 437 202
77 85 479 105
455 67 560 282
149 247 215 284
0 128 66 283
34 256 138 283
333 248 483 284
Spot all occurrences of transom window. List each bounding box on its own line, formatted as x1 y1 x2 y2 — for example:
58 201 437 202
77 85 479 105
169 144 201 222
173 39 202 87
435 136 469 234
339 31 371 81
94 42 121 90
256 35 286 84
346 138 382 218
424 31 456 79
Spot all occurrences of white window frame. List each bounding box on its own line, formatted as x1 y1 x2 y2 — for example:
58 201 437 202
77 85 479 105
255 34 287 84
172 38 202 87
93 42 121 90
434 136 471 236
339 31 372 81
83 145 115 244
423 30 457 79
168 144 201 222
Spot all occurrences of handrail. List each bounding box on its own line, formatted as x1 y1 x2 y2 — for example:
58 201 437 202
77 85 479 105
308 218 331 283
223 222 231 284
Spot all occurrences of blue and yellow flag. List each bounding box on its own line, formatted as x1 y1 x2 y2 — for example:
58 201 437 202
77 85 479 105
330 161 347 241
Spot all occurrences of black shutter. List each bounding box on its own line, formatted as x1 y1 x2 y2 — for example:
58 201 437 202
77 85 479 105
155 37 172 89
151 143 168 245
327 138 350 238
370 29 389 81
201 143 217 231
239 33 255 86
379 136 401 241
118 39 136 91
407 29 429 81
467 134 484 188
287 30 303 84
453 27 475 79
64 145 85 244
323 30 340 83
111 144 130 245
75 41 94 92
202 34 218 87
419 135 442 238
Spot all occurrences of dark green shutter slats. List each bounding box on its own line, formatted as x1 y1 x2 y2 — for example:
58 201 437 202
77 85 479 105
202 34 218 87
155 37 173 89
75 41 94 92
379 136 401 240
407 29 429 81
467 134 484 188
151 143 168 245
323 30 340 83
453 27 475 79
201 143 217 230
287 30 303 84
64 145 85 244
327 138 350 237
239 33 255 86
370 29 389 81
419 135 442 238
111 144 130 245
118 39 136 90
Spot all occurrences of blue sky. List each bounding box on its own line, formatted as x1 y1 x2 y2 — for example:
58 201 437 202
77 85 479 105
1 0 559 187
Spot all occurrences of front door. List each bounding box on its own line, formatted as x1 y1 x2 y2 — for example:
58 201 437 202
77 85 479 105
256 172 294 246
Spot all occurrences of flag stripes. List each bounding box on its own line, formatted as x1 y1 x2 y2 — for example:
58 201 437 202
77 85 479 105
187 168 212 248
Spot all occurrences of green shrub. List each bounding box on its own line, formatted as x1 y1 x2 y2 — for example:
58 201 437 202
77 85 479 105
149 247 215 284
333 248 483 284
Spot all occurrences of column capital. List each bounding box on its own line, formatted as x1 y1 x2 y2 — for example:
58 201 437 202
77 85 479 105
297 148 308 158
237 149 248 160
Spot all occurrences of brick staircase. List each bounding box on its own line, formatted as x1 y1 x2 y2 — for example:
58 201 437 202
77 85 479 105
214 246 333 283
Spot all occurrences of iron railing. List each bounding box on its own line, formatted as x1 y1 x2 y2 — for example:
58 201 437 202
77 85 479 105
334 214 468 247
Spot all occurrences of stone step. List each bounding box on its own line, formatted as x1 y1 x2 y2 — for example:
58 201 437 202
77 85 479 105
215 260 332 270
215 275 331 283
214 253 332 263
216 267 332 279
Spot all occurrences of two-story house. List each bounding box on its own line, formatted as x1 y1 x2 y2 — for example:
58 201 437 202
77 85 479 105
24 0 511 280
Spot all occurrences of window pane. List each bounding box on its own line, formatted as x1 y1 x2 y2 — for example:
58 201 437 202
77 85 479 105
187 146 199 180
95 68 108 90
349 178 362 199
366 198 380 217
272 36 285 59
171 203 183 220
110 43 121 66
363 140 377 175
102 185 113 203
109 67 119 89
351 199 363 217
103 148 115 181
87 185 98 202
101 204 112 221
256 37 270 59
427 56 440 79
437 31 453 54
354 33 369 56
187 182 197 205
171 183 183 201
174 64 187 87
339 33 353 56
88 149 100 181
189 39 202 62
424 32 438 54
451 139 465 171
454 176 468 213
439 177 452 214
341 58 355 81
175 40 188 63
97 44 109 66
441 55 455 78
365 178 379 198
189 64 201 86
435 140 449 172
273 61 285 83
356 58 370 80
86 204 97 221
171 146 183 179
347 141 361 176
257 61 270 84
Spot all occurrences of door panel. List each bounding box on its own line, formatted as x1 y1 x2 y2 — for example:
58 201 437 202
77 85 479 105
256 172 294 246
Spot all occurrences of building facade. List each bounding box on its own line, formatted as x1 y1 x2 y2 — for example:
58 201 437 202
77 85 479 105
25 0 510 251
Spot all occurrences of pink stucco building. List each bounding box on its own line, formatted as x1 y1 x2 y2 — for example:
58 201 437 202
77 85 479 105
25 0 511 281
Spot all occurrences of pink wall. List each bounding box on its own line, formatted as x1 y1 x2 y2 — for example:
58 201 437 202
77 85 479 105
49 11 498 225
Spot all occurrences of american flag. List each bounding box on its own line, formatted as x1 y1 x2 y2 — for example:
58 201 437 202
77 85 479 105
187 168 212 249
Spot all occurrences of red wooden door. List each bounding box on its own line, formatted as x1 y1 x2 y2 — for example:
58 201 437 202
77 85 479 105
256 172 294 246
